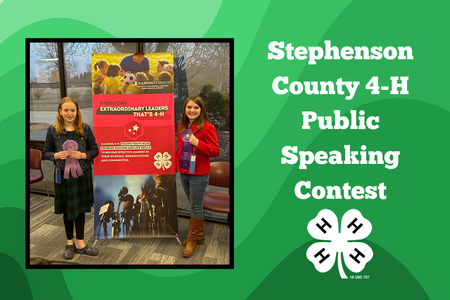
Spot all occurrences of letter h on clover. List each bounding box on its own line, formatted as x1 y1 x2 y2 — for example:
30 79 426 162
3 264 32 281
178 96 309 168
306 209 373 279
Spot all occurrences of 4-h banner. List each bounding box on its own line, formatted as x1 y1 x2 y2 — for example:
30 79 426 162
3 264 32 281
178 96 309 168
91 53 177 239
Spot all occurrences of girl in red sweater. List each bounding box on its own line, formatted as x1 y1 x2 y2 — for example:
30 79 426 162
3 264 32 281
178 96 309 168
176 96 220 257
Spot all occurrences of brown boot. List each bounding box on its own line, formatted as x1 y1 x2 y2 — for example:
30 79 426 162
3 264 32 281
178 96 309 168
183 213 205 245
183 216 203 258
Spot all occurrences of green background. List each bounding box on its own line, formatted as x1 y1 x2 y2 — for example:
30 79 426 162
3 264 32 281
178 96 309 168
2 0 449 299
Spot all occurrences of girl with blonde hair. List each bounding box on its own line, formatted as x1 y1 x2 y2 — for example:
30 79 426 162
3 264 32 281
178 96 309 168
43 97 99 259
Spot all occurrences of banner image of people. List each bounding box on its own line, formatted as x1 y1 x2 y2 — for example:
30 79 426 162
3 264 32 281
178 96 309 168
92 52 174 95
94 174 177 239
92 53 177 239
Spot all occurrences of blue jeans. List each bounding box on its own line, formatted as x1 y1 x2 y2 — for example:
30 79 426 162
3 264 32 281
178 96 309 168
179 173 210 219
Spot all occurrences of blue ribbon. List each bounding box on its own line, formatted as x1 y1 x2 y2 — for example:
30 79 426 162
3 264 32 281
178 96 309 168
179 129 194 170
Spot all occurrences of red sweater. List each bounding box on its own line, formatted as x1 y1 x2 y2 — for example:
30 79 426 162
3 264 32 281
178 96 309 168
176 121 220 175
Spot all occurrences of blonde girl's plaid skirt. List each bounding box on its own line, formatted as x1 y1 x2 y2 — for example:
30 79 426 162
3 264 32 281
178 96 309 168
53 165 94 221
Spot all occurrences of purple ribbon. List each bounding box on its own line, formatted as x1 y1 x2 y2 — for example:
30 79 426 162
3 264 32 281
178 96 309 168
62 140 83 179
179 129 194 170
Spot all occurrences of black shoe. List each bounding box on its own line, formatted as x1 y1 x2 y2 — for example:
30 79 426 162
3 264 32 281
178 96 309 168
63 245 75 260
74 244 99 256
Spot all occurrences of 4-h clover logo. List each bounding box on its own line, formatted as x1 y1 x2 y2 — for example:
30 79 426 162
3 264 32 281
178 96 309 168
306 209 373 279
154 152 172 170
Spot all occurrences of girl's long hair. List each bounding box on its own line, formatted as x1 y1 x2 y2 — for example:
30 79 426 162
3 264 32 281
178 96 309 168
94 60 108 71
53 97 85 136
178 96 210 134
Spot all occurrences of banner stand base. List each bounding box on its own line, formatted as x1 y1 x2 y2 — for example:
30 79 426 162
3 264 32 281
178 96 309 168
175 234 182 245
92 235 182 246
